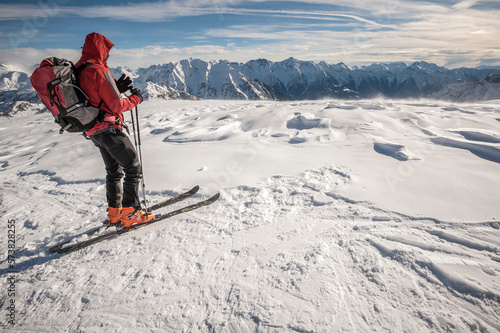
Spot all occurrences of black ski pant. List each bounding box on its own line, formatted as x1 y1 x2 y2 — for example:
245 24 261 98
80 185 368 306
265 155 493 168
90 128 142 209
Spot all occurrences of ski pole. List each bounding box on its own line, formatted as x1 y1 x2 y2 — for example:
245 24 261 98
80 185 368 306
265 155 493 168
130 106 138 147
131 106 149 211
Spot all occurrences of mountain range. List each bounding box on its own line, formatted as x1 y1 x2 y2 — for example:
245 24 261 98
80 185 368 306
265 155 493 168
1 58 499 115
431 72 500 102
113 58 499 101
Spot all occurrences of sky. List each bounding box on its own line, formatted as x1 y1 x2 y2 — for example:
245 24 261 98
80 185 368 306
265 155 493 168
0 0 499 70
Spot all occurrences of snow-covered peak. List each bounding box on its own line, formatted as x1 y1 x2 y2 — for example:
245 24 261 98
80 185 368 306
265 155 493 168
408 61 442 72
0 63 11 75
483 72 500 84
0 63 35 75
432 71 500 101
331 62 351 71
0 64 33 92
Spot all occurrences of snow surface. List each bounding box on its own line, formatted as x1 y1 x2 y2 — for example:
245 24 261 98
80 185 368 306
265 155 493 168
1 99 500 332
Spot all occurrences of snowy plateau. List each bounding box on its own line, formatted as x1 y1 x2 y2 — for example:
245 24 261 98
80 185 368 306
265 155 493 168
0 97 500 332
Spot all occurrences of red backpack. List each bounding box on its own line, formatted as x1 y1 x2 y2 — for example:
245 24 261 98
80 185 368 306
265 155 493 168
30 57 102 134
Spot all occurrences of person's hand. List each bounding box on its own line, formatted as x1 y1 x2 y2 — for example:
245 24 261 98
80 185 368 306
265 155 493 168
116 74 133 93
130 88 143 103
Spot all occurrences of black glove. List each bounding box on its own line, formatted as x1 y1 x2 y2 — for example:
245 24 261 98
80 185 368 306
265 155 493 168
116 74 133 93
130 88 143 103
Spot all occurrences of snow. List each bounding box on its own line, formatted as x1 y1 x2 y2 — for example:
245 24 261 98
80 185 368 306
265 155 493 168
433 73 500 102
1 99 500 332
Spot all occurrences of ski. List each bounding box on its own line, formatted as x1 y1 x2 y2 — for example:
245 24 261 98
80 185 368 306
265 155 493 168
48 185 200 253
147 185 200 212
55 192 220 255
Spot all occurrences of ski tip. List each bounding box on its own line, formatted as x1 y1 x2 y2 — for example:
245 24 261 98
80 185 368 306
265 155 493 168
48 240 71 254
211 192 221 201
48 247 60 254
191 185 200 194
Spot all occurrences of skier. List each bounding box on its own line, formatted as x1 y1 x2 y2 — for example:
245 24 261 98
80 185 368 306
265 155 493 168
76 32 154 228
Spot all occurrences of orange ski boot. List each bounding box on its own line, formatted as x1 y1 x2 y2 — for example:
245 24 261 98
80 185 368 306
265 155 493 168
121 207 154 228
105 207 122 227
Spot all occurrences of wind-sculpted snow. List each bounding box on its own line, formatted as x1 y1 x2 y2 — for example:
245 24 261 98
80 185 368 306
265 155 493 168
286 114 331 130
373 138 421 161
453 130 500 143
431 137 500 164
1 99 499 332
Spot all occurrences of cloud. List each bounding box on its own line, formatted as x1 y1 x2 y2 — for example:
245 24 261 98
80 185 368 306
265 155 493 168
0 45 233 69
0 0 499 68
452 0 480 10
3 39 500 71
0 0 438 23
0 4 46 20
0 47 80 69
0 0 242 22
204 8 395 29
109 44 231 67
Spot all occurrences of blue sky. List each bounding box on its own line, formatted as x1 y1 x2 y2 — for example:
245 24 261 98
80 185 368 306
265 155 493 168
0 0 499 69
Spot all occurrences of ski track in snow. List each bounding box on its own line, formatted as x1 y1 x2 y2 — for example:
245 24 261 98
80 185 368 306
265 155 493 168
0 99 499 332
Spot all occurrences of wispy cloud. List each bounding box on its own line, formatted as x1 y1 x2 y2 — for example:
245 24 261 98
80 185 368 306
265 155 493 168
210 8 396 29
0 0 430 23
0 0 499 68
0 2 392 27
0 4 47 20
0 0 241 22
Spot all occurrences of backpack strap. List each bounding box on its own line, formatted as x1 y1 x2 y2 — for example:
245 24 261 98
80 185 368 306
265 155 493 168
75 62 105 111
74 61 95 76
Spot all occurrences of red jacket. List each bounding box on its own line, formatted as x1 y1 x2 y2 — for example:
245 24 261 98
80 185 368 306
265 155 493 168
75 32 140 136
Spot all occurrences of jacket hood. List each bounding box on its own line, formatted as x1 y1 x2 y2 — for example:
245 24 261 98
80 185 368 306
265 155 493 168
76 32 114 68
